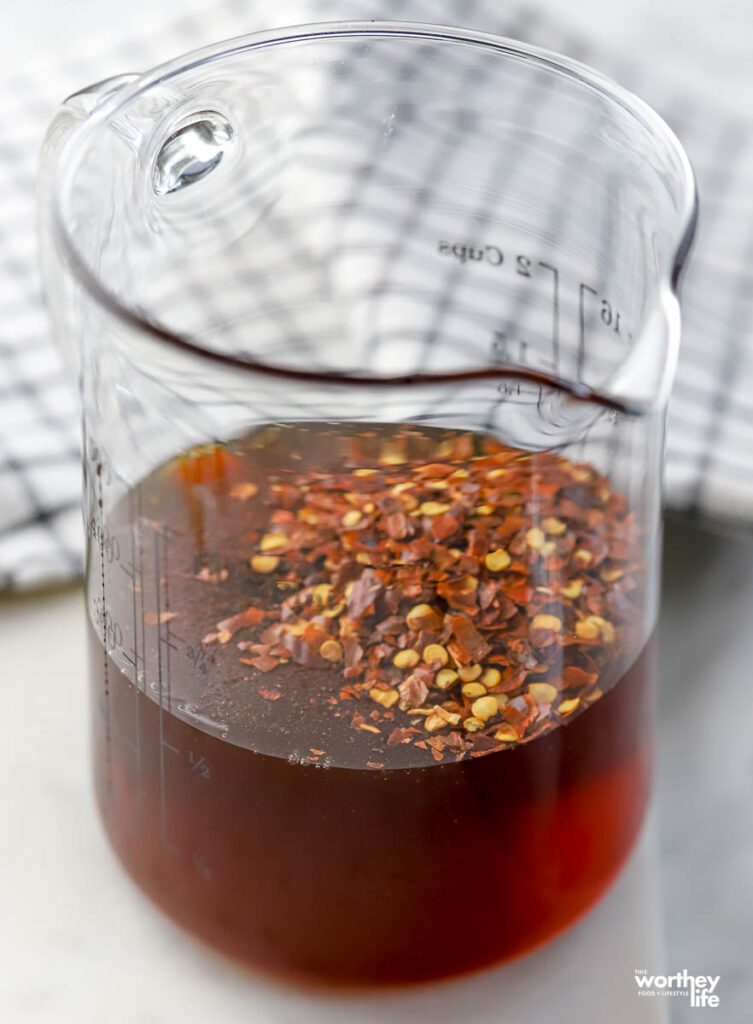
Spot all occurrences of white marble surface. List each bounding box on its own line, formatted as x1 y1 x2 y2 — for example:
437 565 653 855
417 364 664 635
657 518 753 1021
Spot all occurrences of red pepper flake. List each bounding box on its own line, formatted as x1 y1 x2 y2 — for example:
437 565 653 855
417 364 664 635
189 427 644 762
385 512 411 539
437 577 478 613
400 537 435 563
240 654 279 672
346 568 384 620
398 672 430 708
431 513 460 541
144 611 178 625
563 665 599 688
343 635 365 679
448 614 490 664
216 605 276 639
387 726 419 746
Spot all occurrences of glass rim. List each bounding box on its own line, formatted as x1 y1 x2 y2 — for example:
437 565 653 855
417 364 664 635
50 19 699 413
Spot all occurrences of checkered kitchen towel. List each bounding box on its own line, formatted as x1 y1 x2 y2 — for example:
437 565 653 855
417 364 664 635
2 0 753 588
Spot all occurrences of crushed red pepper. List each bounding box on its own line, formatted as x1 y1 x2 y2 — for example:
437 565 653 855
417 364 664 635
202 429 645 762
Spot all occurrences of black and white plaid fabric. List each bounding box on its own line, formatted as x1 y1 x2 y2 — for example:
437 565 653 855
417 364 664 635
2 0 753 588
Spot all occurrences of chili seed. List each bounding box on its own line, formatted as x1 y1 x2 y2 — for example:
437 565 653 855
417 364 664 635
370 687 399 708
406 604 441 630
531 614 563 632
260 533 287 551
484 548 511 572
561 579 583 599
542 516 567 535
576 619 600 640
577 615 615 643
435 668 459 690
462 682 487 699
313 583 332 605
393 648 420 669
481 667 501 688
528 682 558 704
423 643 449 666
471 696 499 721
435 706 461 725
419 501 450 516
319 640 344 662
342 509 362 528
251 555 279 573
526 527 545 549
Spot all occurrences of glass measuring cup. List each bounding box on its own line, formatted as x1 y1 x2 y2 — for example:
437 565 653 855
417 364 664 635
39 23 697 985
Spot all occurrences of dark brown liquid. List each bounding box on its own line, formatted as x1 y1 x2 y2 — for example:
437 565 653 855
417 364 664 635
90 424 653 984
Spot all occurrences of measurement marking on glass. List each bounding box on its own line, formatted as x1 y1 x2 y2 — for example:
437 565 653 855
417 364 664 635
136 487 147 699
96 457 114 808
126 488 144 833
189 751 211 779
578 282 597 381
538 261 560 371
162 526 180 714
154 527 181 856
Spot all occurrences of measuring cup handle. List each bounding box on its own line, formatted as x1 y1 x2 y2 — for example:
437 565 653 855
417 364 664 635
38 73 140 381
